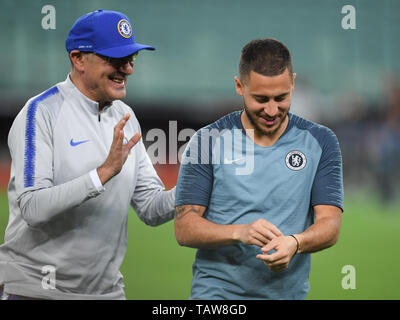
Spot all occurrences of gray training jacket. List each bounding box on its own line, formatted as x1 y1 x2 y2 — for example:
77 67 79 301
0 76 175 299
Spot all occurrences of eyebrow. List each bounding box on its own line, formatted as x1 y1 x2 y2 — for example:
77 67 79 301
252 92 290 99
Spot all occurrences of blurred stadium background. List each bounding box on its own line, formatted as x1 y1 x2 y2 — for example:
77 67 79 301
0 0 399 299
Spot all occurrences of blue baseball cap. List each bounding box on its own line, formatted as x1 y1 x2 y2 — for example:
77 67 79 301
66 9 155 58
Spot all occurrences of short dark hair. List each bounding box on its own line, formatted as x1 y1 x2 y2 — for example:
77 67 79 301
239 38 293 83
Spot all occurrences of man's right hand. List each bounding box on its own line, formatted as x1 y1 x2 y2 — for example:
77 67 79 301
234 219 283 247
174 204 283 249
97 114 141 185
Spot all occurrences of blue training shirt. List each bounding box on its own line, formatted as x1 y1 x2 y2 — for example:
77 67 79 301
175 110 344 300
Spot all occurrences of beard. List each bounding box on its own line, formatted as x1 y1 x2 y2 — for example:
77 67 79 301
243 100 290 137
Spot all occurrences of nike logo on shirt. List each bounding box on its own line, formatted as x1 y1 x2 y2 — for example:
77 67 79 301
224 157 245 164
70 138 89 147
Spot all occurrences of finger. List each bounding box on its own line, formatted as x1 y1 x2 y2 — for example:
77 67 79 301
256 253 283 267
113 119 126 141
259 249 283 263
260 251 273 262
260 240 278 255
249 230 270 246
115 114 131 131
111 127 123 148
124 133 142 150
258 220 283 238
256 253 269 261
258 229 280 242
245 230 267 247
260 257 287 270
250 238 267 247
256 251 278 262
263 255 288 267
117 130 124 145
250 223 277 243
265 223 283 237
250 224 278 246
122 113 130 122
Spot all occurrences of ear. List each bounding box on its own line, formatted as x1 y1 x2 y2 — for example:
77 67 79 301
291 73 296 91
235 76 244 96
69 50 87 72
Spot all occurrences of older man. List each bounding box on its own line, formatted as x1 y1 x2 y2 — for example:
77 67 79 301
0 9 175 300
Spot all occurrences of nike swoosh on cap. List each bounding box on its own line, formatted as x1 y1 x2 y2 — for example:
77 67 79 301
70 138 90 146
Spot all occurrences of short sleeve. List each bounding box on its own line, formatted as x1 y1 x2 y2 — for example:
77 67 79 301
311 128 344 212
175 129 213 207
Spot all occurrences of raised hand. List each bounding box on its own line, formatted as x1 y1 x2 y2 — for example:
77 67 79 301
97 114 141 185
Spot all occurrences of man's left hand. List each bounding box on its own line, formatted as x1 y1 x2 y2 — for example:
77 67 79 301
256 235 298 272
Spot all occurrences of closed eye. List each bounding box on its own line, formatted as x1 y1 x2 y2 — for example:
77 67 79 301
253 92 289 103
274 94 289 102
254 96 270 103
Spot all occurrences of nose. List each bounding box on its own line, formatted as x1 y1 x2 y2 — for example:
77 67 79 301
119 62 133 76
263 101 279 118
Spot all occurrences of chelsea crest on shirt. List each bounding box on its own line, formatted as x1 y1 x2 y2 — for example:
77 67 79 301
285 150 307 171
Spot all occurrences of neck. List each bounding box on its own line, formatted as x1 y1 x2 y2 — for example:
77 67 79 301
69 71 110 111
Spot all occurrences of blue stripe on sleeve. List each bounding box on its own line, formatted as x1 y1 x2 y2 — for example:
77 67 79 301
24 86 59 188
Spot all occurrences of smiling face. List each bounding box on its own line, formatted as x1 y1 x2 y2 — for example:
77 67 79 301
69 51 135 109
235 68 296 145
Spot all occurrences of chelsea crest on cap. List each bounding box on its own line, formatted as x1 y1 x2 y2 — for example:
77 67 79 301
65 9 155 58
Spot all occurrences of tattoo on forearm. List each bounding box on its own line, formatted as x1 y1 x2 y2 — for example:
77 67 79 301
174 205 203 220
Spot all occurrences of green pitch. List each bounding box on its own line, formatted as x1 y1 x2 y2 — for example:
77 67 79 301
0 192 399 299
